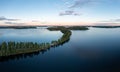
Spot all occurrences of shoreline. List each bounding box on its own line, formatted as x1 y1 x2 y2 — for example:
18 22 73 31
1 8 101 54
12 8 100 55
0 26 72 57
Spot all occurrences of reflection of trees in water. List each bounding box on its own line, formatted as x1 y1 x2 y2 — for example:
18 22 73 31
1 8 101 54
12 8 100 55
0 27 71 62
0 49 47 62
0 26 89 62
0 38 70 62
0 51 40 62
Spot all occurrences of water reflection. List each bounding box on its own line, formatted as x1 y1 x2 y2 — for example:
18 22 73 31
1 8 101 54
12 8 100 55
0 28 63 43
0 27 120 72
0 50 43 62
0 38 70 62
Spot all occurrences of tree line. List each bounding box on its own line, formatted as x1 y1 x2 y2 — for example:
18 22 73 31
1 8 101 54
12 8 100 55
0 26 72 56
0 42 51 56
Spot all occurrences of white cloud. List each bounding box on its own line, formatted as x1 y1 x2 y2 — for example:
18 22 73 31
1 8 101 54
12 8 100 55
0 16 19 21
59 10 81 16
5 22 25 25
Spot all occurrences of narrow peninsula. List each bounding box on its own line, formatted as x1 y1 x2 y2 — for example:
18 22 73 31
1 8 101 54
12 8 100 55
0 26 89 57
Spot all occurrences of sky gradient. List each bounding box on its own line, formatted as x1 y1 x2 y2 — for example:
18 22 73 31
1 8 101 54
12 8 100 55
0 0 120 26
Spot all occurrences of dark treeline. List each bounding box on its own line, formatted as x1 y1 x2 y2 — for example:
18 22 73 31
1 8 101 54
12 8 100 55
0 42 51 56
50 27 71 47
0 26 72 57
0 39 71 62
47 26 89 30
67 26 89 30
92 26 120 28
0 26 37 29
47 26 66 31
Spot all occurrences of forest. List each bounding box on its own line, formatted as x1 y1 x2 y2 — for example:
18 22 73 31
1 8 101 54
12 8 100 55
0 26 72 56
0 26 88 57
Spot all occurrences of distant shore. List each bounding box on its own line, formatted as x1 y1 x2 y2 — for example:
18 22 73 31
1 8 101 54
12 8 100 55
0 25 120 29
0 26 48 29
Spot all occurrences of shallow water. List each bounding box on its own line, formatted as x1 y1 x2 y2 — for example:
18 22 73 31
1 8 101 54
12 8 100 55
0 27 120 72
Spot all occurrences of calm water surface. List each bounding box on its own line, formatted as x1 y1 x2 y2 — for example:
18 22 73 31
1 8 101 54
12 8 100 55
0 27 120 72
0 27 63 43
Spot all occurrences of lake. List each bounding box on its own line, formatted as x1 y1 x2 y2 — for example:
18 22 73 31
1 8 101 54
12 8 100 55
0 27 63 43
0 27 120 72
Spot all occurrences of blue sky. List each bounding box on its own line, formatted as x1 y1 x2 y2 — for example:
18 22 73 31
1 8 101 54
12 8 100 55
0 0 120 26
